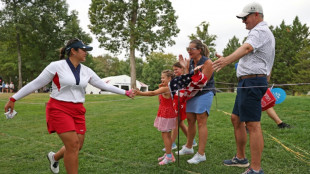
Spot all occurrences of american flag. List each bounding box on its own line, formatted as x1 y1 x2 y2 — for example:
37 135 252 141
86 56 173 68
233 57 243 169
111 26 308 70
169 72 208 114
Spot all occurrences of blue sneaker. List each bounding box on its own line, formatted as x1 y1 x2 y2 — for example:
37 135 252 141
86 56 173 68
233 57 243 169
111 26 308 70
162 142 177 152
223 155 249 167
242 168 264 174
192 139 197 147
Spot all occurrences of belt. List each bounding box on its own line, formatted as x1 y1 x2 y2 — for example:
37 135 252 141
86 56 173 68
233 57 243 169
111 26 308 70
238 74 266 81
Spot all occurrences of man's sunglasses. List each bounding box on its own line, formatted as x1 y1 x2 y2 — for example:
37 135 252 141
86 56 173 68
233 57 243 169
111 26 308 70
241 13 258 21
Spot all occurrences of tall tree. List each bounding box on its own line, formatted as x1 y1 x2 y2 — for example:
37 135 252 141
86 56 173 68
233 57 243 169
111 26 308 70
88 0 179 88
0 0 31 89
142 52 176 90
0 0 92 88
271 16 309 94
189 21 217 59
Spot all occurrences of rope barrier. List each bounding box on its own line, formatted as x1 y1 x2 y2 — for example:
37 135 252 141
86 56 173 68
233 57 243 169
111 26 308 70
215 109 310 166
264 131 310 165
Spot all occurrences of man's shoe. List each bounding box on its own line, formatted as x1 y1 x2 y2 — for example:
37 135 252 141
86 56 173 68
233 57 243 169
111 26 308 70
242 167 264 174
278 122 291 128
47 152 59 174
223 155 249 167
187 152 206 164
175 145 194 155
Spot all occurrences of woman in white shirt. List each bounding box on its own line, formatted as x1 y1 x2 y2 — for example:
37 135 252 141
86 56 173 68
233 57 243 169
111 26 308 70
4 38 134 174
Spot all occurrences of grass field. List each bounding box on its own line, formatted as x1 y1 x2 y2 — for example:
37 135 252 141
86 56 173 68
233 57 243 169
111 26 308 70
0 92 310 174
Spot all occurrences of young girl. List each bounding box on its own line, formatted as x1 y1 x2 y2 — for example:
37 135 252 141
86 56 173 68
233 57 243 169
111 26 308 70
134 70 176 165
161 62 197 152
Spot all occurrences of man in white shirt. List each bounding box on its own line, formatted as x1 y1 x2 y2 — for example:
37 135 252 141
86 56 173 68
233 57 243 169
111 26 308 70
213 2 275 174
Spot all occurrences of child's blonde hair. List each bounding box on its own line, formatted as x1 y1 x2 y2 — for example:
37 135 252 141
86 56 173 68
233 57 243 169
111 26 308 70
162 69 175 79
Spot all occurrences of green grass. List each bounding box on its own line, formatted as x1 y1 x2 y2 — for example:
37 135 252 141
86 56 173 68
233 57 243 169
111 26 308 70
0 93 310 173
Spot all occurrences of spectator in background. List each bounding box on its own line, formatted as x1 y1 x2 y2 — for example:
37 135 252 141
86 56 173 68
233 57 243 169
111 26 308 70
9 82 14 93
2 81 5 93
5 82 9 93
265 107 290 128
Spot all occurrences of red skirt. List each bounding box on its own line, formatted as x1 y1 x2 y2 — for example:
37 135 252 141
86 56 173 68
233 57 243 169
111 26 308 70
46 98 86 134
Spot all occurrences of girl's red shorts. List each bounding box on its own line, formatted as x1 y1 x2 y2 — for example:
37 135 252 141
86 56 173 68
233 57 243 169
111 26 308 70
46 98 86 135
180 103 187 121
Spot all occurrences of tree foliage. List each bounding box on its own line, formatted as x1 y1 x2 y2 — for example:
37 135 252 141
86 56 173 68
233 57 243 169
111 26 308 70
88 0 179 88
270 16 310 94
291 46 310 94
189 21 217 59
142 52 177 90
0 0 92 88
215 36 241 91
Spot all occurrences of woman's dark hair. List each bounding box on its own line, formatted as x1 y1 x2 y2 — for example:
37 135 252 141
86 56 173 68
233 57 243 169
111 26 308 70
59 38 80 59
190 39 210 57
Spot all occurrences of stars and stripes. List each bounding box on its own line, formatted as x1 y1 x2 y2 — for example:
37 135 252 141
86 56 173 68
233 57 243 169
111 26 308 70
169 72 208 114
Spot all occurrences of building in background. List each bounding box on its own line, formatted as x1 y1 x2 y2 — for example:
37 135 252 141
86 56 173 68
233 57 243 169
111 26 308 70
85 75 148 94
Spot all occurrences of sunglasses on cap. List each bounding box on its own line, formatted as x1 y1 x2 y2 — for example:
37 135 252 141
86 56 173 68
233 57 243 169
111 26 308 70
241 12 261 21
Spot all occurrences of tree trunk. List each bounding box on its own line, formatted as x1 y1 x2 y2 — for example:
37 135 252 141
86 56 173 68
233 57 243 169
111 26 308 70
129 0 138 89
16 32 23 90
129 47 136 89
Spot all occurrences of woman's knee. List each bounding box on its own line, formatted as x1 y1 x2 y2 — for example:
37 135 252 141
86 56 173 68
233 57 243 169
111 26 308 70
196 113 207 126
66 139 80 152
187 115 196 125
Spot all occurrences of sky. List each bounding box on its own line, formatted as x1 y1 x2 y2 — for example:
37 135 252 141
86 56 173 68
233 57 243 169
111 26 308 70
2 0 310 59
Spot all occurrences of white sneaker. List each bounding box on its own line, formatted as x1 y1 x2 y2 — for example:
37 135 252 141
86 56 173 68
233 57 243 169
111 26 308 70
47 152 59 174
175 145 194 155
187 152 206 164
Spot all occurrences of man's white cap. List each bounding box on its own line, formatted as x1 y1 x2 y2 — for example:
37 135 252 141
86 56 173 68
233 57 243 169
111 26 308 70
236 2 263 18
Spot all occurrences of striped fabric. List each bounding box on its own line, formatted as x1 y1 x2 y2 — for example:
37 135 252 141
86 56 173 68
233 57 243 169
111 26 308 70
237 21 275 77
169 72 208 114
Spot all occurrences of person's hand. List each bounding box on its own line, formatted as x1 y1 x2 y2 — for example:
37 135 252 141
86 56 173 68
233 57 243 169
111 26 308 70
212 53 228 72
4 100 15 114
133 88 141 96
125 89 135 99
178 54 189 69
194 65 203 74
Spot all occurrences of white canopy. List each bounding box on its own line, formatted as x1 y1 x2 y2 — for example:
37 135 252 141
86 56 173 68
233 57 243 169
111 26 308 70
85 75 148 94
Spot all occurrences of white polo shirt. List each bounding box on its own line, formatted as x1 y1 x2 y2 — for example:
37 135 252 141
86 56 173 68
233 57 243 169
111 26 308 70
237 21 275 77
12 59 125 103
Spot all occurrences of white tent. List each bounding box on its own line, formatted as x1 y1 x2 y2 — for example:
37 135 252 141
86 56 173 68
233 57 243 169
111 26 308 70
85 75 148 94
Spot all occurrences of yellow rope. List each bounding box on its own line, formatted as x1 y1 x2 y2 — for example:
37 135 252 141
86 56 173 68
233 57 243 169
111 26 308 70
217 109 310 166
264 131 310 165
